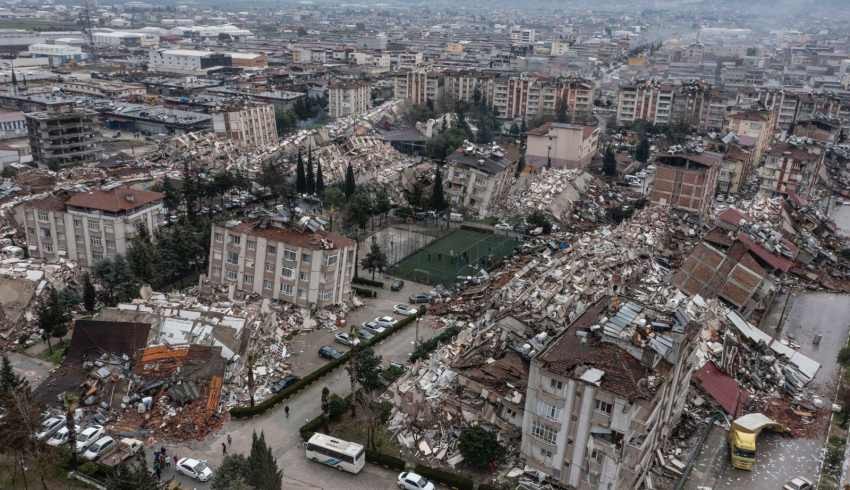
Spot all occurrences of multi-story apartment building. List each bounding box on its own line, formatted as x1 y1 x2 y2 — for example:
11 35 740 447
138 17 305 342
14 185 164 266
207 218 356 307
489 75 593 121
521 298 697 489
148 49 232 75
759 142 824 197
212 103 278 149
723 108 775 177
444 143 517 219
650 152 721 218
510 27 536 47
616 80 675 127
26 106 100 170
525 122 599 169
393 69 443 106
328 80 371 119
443 71 487 104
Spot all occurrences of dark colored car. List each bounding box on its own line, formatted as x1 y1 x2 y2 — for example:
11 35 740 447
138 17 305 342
318 346 344 360
270 375 300 393
391 279 405 291
408 293 432 304
356 328 376 341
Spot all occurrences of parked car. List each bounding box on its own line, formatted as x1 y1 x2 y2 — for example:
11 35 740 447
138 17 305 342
398 471 436 490
75 425 105 453
100 438 143 467
784 477 814 490
390 279 405 291
361 321 387 335
408 293 432 304
356 327 376 341
318 346 345 360
270 375 300 394
334 332 361 347
47 424 80 447
375 316 398 328
177 457 214 482
82 435 116 461
393 304 418 316
494 222 512 231
35 416 64 441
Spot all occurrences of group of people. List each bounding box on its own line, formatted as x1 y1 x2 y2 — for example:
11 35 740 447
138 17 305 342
152 447 176 480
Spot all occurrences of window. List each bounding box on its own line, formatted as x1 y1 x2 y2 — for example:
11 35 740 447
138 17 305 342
214 232 224 242
229 235 241 245
265 261 274 272
104 223 114 233
281 283 294 296
91 236 102 249
263 279 273 290
591 449 603 465
243 274 252 285
320 289 333 301
540 447 554 460
92 250 103 262
247 240 256 251
88 219 99 231
326 253 338 266
305 443 356 465
595 400 613 415
281 267 294 278
302 253 311 263
212 266 221 277
537 400 562 420
37 210 49 221
225 270 237 281
549 378 563 391
105 239 116 251
283 248 297 261
531 421 558 444
227 251 239 265
267 245 276 254
346 249 354 262
73 218 82 228
299 271 307 281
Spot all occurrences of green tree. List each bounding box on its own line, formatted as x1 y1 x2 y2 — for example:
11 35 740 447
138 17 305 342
322 186 346 230
344 162 356 197
306 148 315 194
180 160 199 219
515 152 526 177
458 426 505 469
316 158 325 195
106 459 163 490
635 136 650 163
161 176 181 213
212 454 252 490
360 240 388 280
527 210 553 234
349 347 384 449
509 121 520 136
0 355 25 395
92 255 138 306
603 146 618 177
127 224 157 284
477 123 493 144
38 288 70 353
429 167 448 212
259 162 289 206
0 363 43 488
295 149 306 194
82 272 96 313
372 188 392 227
248 431 282 490
348 190 372 231
557 100 568 123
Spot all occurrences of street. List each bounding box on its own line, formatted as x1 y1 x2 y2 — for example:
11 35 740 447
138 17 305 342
686 291 850 490
4 351 54 388
153 278 439 489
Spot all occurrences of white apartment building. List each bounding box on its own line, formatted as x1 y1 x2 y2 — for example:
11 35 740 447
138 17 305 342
525 122 600 169
207 218 356 307
510 27 536 46
393 69 442 106
0 111 27 139
212 103 278 149
444 143 516 219
328 80 371 119
395 51 424 69
14 185 164 267
616 81 675 126
521 299 697 489
93 31 158 48
148 49 231 75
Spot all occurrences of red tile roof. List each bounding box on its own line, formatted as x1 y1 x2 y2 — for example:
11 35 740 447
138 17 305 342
229 220 355 250
693 361 749 416
66 187 164 213
736 233 795 272
717 207 750 228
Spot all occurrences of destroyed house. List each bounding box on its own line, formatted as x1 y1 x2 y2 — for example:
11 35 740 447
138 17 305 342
34 320 151 406
444 142 517 219
521 297 698 490
650 152 720 218
208 217 356 307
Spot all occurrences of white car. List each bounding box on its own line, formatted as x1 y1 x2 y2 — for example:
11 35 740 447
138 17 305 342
361 320 387 335
494 222 512 231
82 435 116 461
375 316 398 328
177 457 214 482
784 477 814 490
334 332 361 347
393 304 418 316
398 471 436 490
75 425 105 453
47 424 80 447
35 416 64 441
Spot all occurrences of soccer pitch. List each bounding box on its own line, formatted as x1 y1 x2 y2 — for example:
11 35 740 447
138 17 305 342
389 228 519 286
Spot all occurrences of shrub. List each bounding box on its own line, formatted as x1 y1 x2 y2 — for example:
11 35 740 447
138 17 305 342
352 286 377 298
409 326 461 362
353 277 384 288
299 415 326 441
458 426 505 469
838 346 850 367
413 463 475 490
328 394 349 420
366 450 407 471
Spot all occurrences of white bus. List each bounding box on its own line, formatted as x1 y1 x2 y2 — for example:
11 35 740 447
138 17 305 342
305 433 366 474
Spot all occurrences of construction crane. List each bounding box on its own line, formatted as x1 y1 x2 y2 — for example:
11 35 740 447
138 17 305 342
78 0 96 62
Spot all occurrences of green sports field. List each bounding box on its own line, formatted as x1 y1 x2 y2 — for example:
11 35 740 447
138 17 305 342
389 229 519 286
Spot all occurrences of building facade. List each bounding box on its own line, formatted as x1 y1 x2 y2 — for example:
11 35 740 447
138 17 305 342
212 103 278 149
393 69 442 106
521 298 697 489
14 185 164 266
148 49 232 75
650 152 721 217
444 143 517 219
759 142 824 196
26 106 100 170
207 219 356 307
525 122 600 169
328 80 371 119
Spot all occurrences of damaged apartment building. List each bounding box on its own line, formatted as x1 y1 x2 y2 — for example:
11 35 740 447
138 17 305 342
521 297 698 490
207 214 356 307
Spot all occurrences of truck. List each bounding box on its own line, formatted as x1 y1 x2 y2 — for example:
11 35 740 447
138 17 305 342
100 438 144 467
728 413 786 470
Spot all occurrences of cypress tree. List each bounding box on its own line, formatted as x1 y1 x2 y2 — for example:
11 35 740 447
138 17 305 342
82 272 96 313
344 162 356 197
306 147 315 194
295 149 306 194
316 158 325 195
430 167 447 212
247 431 282 490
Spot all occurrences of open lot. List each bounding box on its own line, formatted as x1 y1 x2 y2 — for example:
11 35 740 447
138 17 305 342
390 228 519 286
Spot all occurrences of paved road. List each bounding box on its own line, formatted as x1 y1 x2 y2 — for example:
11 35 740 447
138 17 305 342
155 279 439 489
4 351 54 388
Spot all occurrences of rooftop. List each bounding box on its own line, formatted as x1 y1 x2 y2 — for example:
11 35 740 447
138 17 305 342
225 219 356 251
65 186 164 213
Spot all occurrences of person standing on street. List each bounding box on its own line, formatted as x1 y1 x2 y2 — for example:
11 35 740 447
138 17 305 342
222 442 227 455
